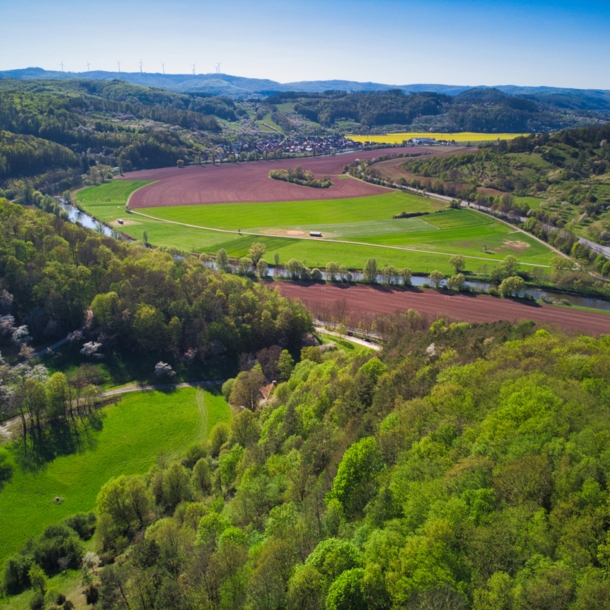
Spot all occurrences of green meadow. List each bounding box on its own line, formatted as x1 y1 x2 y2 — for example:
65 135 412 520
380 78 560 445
0 388 229 568
77 181 555 273
140 190 443 229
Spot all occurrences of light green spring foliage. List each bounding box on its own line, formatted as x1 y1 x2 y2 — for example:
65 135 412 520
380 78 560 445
11 321 610 609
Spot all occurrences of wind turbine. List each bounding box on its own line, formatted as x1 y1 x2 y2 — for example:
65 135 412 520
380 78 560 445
86 62 91 72
138 59 143 73
117 60 121 73
191 63 196 75
216 62 221 74
59 62 64 72
161 62 165 74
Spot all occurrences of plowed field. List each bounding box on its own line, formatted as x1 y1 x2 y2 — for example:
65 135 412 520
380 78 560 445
122 146 469 208
277 282 610 336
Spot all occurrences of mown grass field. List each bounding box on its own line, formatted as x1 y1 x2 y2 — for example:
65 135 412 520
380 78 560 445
0 388 229 568
141 190 443 229
348 132 527 143
76 180 152 217
78 182 555 274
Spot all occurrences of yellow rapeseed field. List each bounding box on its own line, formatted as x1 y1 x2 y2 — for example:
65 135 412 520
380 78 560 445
347 132 527 144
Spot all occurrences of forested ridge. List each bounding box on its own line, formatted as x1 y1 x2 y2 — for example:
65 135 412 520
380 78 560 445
270 88 608 132
0 80 237 191
6 308 610 608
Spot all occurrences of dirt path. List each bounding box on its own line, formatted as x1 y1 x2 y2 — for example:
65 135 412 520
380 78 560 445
99 380 223 397
279 282 610 336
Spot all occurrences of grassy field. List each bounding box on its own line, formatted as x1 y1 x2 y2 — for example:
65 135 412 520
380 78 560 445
141 190 443 229
317 332 375 354
77 181 555 273
0 388 229 568
76 180 152 214
348 132 526 143
143 206 554 269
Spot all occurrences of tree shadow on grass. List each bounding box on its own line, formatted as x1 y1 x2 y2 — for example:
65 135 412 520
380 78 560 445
13 411 103 474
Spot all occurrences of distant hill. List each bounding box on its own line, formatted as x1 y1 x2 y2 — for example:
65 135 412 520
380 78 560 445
2 68 610 109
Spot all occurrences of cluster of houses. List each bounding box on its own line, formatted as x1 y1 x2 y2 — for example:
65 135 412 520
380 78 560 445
279 135 363 155
217 135 363 159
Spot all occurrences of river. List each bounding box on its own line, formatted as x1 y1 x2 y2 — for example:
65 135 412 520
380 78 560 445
59 201 610 313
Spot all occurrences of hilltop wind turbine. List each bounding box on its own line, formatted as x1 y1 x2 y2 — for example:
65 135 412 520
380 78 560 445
191 63 196 75
138 59 143 73
216 63 221 74
86 62 91 72
161 62 165 74
117 60 121 73
59 62 64 72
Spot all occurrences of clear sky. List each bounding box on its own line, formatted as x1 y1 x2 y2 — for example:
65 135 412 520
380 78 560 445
2 0 609 89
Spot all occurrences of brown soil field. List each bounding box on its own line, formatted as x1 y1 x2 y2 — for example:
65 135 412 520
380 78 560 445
276 282 610 336
121 147 463 208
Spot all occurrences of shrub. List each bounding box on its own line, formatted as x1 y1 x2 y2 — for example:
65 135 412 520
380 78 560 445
3 553 33 594
33 524 84 574
183 443 208 468
209 422 230 457
222 378 235 400
62 513 96 540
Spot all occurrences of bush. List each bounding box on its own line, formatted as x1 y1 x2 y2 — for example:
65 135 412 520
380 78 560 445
209 422 230 457
3 553 33 594
269 166 332 188
183 443 208 468
221 378 235 401
62 513 96 540
85 584 99 605
33 524 84 574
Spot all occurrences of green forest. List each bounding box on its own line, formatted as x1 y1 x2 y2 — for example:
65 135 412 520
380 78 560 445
0 199 311 419
0 80 238 192
2 71 610 609
268 88 607 132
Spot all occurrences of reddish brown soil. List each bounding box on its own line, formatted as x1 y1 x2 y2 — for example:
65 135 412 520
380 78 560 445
276 283 610 336
122 147 461 208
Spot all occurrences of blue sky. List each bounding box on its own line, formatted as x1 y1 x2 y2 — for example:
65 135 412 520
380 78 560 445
2 0 609 89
